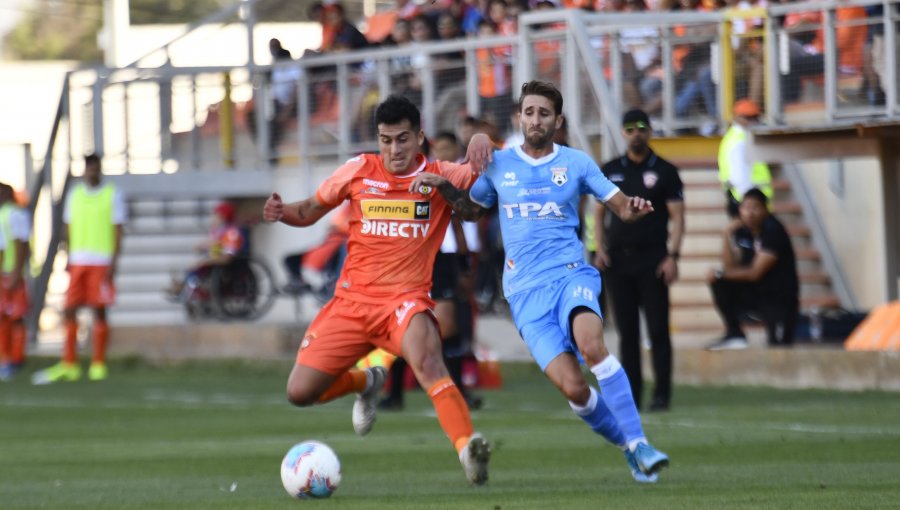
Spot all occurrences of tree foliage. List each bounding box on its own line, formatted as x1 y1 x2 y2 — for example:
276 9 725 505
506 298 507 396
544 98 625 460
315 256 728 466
3 0 321 62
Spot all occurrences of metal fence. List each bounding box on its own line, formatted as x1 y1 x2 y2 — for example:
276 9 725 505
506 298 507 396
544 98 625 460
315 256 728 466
55 0 900 175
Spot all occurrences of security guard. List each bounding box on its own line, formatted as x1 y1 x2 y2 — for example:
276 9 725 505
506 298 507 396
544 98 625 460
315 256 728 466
594 109 685 412
718 99 772 217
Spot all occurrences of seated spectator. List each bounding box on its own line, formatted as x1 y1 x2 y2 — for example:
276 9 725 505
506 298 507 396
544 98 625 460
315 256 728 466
672 0 718 123
776 0 867 103
282 203 351 296
705 188 799 350
364 0 424 44
319 2 370 53
462 0 491 35
619 0 664 111
167 202 245 301
723 0 766 110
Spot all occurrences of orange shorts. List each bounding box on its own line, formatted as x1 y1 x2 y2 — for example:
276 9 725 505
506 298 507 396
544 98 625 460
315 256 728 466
0 275 29 320
65 265 116 308
297 294 436 375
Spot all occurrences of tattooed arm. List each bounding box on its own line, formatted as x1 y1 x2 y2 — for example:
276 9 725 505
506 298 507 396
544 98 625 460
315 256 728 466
408 173 489 221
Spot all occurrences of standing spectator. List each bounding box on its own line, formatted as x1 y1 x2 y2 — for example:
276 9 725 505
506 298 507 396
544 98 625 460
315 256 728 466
717 99 772 217
32 154 126 384
475 20 513 133
268 39 301 163
246 38 299 165
594 109 684 412
0 183 30 381
706 188 799 349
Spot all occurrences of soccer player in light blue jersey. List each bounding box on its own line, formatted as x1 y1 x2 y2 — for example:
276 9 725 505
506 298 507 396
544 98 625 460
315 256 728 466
409 80 669 483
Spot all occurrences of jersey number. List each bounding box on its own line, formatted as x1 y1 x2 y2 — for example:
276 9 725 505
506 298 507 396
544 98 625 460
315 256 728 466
572 286 594 301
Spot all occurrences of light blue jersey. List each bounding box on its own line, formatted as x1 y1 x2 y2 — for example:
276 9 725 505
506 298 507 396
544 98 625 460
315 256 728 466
470 143 620 298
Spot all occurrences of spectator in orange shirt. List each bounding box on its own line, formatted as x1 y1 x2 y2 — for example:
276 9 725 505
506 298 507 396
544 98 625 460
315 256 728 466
476 20 514 133
364 0 424 44
777 0 867 102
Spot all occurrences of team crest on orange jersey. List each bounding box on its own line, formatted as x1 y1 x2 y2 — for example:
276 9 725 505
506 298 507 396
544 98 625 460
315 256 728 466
300 332 317 351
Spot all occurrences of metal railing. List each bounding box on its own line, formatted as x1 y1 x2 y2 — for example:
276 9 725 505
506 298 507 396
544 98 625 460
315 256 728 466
24 0 900 330
54 0 899 177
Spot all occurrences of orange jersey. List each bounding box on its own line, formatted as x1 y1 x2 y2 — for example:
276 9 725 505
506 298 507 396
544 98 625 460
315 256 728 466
315 154 478 302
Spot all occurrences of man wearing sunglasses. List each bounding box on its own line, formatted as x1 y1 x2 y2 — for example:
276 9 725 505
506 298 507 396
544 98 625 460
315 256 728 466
593 109 685 413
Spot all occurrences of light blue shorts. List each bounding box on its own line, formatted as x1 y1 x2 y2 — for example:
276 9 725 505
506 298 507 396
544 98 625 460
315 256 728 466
507 264 604 371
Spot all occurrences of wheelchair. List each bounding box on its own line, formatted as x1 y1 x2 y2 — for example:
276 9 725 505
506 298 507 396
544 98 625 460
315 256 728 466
182 256 277 322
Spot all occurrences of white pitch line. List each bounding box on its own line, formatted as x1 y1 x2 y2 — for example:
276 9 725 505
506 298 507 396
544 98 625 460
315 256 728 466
665 418 900 437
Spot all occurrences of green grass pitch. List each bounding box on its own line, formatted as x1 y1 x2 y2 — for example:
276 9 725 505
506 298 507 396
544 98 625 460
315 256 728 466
1 359 898 509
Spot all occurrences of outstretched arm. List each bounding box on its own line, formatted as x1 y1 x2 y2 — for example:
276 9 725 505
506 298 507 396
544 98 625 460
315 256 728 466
408 173 488 221
263 192 333 227
604 191 654 223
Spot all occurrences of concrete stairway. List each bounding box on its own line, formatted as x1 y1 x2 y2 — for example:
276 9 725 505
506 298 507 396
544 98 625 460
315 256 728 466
111 198 218 326
671 166 840 336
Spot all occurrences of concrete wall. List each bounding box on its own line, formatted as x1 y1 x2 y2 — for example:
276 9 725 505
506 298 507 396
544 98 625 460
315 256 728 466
247 162 340 286
796 158 888 308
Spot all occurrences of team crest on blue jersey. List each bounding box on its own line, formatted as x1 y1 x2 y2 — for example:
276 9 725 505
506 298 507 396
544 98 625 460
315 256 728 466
643 171 658 188
550 167 568 186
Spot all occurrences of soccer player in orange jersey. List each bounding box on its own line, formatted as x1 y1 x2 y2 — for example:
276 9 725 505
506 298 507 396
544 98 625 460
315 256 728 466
262 95 491 485
0 183 31 381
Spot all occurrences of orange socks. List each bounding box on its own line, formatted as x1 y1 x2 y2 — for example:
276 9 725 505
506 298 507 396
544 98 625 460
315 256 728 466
93 320 109 363
427 376 474 454
0 317 10 364
317 369 368 404
10 320 26 364
64 319 78 363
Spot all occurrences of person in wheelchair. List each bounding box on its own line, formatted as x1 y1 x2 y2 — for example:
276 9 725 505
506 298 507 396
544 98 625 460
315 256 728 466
167 201 246 303
282 202 351 300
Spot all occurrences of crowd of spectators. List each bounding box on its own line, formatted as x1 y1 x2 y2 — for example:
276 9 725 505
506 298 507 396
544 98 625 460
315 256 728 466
252 0 883 159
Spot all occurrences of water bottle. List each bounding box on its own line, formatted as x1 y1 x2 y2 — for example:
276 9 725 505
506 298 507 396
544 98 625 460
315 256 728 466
809 308 823 342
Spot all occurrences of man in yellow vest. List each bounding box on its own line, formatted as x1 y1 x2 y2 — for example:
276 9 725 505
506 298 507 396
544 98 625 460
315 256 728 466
0 183 30 381
718 99 773 217
32 154 127 384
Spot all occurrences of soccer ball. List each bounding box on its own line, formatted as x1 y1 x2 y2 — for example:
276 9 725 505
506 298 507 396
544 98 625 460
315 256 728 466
280 440 342 499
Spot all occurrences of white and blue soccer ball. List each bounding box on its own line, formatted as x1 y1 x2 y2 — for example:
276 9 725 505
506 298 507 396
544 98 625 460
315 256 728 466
280 440 342 499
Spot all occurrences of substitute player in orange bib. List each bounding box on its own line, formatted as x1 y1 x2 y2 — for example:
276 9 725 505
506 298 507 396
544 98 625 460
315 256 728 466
262 95 492 485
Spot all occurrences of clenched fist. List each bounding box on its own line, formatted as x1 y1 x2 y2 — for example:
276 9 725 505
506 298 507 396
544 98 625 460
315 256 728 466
263 192 284 223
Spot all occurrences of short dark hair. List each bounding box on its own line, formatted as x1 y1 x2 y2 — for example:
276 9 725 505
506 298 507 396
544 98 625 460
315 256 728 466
84 153 101 167
374 95 421 131
518 80 563 115
622 108 650 126
742 188 769 206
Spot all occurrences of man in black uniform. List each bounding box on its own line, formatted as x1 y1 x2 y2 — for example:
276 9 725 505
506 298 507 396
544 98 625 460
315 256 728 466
705 188 799 349
594 109 685 412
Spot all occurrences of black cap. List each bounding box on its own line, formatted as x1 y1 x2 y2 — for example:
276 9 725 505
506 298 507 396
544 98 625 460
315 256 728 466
622 109 650 126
